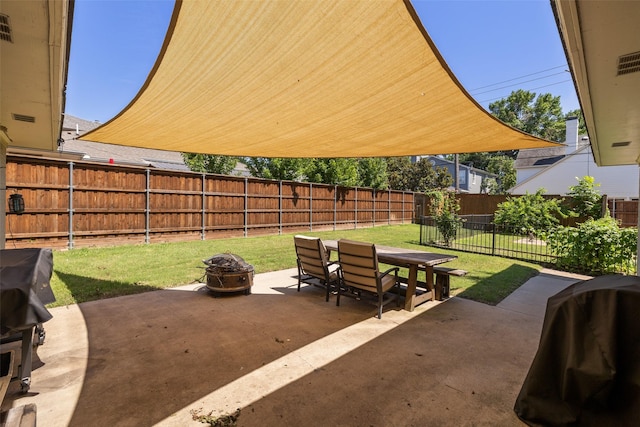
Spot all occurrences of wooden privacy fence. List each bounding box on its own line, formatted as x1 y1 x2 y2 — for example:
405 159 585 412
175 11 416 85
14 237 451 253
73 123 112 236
608 199 638 228
4 155 414 249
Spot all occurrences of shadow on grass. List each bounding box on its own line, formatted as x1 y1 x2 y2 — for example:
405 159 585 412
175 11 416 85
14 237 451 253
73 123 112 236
54 270 161 305
456 264 540 306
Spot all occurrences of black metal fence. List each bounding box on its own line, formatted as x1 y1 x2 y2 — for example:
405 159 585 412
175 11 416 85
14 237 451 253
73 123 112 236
419 215 556 264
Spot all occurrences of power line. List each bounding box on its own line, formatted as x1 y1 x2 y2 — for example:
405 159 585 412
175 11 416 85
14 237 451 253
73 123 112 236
471 71 568 96
469 65 568 91
478 79 573 104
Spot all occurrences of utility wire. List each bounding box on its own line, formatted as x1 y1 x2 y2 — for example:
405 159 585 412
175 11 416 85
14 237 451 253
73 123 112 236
478 79 572 104
469 65 568 91
471 71 568 95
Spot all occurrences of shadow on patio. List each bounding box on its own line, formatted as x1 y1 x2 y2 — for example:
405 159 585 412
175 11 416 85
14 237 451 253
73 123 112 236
1 268 584 426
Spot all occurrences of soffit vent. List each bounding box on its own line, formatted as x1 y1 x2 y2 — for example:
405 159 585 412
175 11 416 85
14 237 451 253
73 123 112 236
0 14 12 43
612 141 631 148
12 113 36 123
617 51 640 76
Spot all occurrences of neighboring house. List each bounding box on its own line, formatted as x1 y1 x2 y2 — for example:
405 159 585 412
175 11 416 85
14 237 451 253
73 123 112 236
52 114 249 176
59 114 191 171
512 117 639 199
412 155 497 194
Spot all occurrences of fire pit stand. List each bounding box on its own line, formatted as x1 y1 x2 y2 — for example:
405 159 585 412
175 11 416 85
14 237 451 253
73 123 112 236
203 254 254 295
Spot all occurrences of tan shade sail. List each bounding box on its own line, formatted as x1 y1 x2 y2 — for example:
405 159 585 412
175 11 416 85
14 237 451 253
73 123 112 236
81 0 558 157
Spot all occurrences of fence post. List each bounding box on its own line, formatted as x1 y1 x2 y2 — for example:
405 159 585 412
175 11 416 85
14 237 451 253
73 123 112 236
309 183 313 231
244 177 248 237
388 189 391 225
145 169 150 244
491 222 496 256
355 187 358 229
334 185 337 231
402 192 405 224
201 173 206 240
279 180 283 235
372 189 376 227
67 162 74 249
601 194 608 219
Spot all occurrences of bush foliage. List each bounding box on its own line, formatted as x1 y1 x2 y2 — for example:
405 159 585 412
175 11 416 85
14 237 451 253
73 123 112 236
544 217 637 275
428 190 463 246
566 176 604 219
493 189 569 235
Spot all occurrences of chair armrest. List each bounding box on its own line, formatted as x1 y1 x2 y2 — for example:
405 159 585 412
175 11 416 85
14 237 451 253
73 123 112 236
379 267 400 279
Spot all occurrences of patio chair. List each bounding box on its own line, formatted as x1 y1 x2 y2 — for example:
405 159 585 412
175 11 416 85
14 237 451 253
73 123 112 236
336 239 400 319
294 235 340 302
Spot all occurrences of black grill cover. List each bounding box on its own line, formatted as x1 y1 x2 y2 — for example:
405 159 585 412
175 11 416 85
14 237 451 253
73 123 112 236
514 274 640 426
1 248 55 336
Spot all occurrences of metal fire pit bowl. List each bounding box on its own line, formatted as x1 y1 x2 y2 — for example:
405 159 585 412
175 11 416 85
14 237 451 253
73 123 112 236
203 253 254 295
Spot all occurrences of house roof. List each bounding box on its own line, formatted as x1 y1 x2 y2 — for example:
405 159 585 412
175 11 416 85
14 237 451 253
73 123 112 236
510 146 588 193
59 114 190 171
514 146 568 168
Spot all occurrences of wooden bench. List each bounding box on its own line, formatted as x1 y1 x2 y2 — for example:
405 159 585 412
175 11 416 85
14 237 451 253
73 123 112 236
433 266 467 300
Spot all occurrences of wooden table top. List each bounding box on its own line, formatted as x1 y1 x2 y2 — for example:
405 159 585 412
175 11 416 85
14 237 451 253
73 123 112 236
322 240 457 267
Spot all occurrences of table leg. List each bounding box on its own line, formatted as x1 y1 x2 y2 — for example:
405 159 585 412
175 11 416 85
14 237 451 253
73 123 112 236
404 265 435 311
404 265 418 311
426 265 435 297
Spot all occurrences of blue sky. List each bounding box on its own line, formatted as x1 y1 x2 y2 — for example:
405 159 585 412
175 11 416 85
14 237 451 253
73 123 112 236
65 0 579 123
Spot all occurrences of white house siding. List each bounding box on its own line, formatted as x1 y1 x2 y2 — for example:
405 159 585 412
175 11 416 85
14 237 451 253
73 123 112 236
516 167 544 184
511 146 639 199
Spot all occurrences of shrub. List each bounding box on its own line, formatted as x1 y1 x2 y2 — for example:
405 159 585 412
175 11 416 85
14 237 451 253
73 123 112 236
428 190 463 246
544 216 637 275
494 189 569 235
566 176 604 219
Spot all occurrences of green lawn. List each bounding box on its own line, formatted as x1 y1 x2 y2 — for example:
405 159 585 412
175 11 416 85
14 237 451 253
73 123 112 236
50 224 543 307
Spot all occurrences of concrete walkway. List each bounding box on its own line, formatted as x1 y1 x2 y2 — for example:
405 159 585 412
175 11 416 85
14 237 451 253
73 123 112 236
1 268 590 426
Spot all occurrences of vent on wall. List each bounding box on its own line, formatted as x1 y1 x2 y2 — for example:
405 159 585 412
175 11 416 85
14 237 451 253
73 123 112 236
617 51 640 76
12 114 36 123
612 141 631 148
0 14 12 43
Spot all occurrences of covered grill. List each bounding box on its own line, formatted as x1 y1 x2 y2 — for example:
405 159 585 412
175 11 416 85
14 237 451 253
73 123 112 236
203 254 253 295
1 248 56 393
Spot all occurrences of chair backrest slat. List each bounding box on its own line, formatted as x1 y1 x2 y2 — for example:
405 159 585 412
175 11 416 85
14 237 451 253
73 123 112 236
294 235 330 281
338 239 380 290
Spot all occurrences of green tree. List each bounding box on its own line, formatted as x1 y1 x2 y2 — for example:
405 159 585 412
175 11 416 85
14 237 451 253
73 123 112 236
182 153 238 175
304 158 359 186
357 158 388 189
567 176 603 219
410 159 452 192
243 157 310 181
489 89 565 144
386 157 452 192
386 157 413 190
485 155 516 194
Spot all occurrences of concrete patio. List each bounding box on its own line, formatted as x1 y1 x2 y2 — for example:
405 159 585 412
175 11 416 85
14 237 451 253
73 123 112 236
1 267 590 426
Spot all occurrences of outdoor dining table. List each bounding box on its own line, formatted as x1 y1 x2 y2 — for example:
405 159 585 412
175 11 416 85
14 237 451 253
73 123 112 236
322 240 457 311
